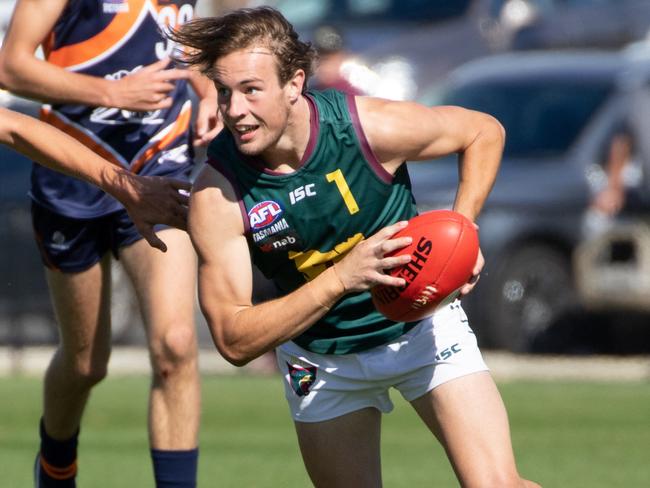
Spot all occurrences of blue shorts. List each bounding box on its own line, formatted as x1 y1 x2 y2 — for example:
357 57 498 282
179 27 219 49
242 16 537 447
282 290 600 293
31 202 148 272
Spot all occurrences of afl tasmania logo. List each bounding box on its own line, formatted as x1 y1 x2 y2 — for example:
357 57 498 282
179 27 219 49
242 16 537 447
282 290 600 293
248 200 283 229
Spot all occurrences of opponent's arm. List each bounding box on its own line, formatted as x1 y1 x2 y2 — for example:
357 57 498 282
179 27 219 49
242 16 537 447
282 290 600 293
0 108 189 251
190 166 412 366
0 0 190 110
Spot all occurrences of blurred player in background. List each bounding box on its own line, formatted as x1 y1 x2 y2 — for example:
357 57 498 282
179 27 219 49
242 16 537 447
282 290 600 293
310 25 365 96
0 1 220 486
170 7 540 487
583 121 644 238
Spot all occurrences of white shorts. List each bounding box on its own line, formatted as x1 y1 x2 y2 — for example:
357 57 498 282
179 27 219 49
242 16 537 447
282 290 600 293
276 300 489 423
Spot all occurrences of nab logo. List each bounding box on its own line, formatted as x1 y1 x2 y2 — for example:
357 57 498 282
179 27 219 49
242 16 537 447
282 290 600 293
248 201 283 230
271 235 296 251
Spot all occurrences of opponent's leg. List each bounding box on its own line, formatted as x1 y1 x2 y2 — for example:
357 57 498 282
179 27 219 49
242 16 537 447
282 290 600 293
294 407 382 488
410 371 541 488
38 255 113 487
120 228 199 487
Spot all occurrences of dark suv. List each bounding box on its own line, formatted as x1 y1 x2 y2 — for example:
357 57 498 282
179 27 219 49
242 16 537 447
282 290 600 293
408 49 650 351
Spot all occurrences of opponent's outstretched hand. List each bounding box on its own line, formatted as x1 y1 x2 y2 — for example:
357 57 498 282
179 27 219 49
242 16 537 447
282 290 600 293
108 172 191 252
334 221 413 292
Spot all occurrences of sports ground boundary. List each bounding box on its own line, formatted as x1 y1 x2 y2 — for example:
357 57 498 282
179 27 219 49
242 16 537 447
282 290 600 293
1 346 649 381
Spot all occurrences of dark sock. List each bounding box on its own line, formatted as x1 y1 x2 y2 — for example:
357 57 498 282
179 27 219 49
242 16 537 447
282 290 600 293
151 448 199 488
37 418 78 487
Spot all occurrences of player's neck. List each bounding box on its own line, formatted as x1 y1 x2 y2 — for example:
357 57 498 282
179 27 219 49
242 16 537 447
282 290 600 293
261 96 311 173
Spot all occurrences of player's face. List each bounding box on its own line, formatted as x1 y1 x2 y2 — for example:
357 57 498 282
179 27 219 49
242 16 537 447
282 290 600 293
213 46 298 158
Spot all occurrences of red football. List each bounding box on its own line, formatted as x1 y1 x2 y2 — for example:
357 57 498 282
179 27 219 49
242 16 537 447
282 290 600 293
371 210 479 322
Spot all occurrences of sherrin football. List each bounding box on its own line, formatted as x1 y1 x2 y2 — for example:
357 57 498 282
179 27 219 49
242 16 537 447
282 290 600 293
371 210 479 322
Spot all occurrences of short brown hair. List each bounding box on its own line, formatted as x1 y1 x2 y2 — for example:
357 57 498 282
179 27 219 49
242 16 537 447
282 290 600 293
168 7 317 90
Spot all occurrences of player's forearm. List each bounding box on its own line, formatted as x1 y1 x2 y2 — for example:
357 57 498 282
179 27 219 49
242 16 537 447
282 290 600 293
0 54 113 107
4 108 125 190
453 116 505 220
208 267 346 366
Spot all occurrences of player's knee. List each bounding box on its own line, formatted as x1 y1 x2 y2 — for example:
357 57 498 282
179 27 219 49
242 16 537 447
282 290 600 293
68 352 110 387
151 325 198 379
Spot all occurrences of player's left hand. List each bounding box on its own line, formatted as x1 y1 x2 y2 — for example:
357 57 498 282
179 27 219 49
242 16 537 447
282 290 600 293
333 220 413 292
459 247 484 296
113 173 191 252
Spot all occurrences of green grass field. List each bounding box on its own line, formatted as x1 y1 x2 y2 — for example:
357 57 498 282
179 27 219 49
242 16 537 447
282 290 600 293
1 374 649 487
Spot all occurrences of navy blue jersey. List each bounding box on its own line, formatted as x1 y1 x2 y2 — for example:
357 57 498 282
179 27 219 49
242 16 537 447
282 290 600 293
31 0 196 218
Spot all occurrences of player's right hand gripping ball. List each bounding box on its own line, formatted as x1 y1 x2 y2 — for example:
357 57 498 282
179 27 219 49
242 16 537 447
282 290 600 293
371 210 479 322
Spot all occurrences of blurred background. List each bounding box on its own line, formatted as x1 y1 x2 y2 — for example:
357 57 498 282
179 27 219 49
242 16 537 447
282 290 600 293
2 0 650 358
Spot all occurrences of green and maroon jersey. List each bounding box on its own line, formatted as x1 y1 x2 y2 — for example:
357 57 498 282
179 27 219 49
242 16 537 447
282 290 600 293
207 89 418 354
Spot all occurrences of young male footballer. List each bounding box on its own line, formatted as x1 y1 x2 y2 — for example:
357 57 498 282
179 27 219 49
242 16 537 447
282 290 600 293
173 7 541 488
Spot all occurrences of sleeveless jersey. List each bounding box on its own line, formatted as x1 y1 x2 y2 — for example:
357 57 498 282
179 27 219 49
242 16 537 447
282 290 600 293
31 0 196 218
208 89 419 355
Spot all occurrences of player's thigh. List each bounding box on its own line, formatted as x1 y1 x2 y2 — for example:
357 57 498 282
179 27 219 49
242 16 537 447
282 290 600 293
410 371 520 486
294 407 382 488
45 254 112 356
32 203 112 354
119 228 196 332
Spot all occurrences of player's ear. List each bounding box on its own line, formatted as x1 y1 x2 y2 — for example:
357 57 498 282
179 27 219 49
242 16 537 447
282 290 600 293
287 69 305 103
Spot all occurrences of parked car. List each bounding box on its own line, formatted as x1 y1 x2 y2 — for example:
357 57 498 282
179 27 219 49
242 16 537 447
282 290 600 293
274 0 492 100
275 0 650 102
276 0 472 52
500 0 650 51
407 49 650 352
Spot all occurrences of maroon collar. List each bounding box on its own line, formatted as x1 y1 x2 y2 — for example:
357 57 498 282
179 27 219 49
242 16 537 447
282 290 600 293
243 94 319 175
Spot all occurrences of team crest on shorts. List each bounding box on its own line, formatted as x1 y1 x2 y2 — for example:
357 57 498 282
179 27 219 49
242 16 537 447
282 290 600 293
287 362 317 397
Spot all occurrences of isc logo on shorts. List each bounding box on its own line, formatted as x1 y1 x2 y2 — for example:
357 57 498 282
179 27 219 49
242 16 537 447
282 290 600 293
248 200 283 230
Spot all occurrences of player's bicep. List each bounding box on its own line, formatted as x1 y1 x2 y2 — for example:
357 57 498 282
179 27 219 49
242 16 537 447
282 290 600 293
196 235 253 333
189 167 252 327
2 0 68 53
356 97 502 165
